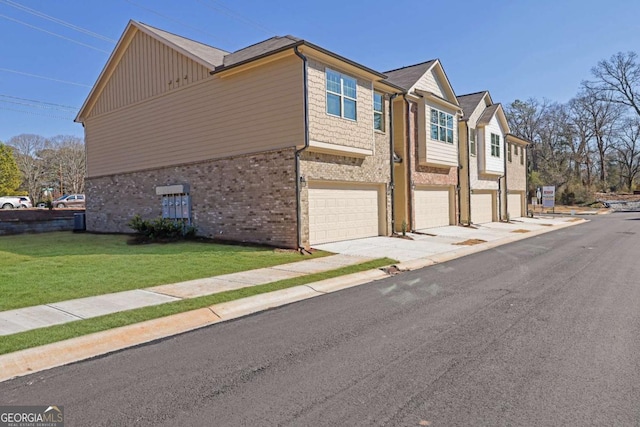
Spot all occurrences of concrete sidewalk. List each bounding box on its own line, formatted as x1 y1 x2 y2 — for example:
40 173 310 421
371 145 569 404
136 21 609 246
0 253 372 337
0 215 587 382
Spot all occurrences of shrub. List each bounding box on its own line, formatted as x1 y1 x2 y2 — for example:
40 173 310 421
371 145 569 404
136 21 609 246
128 215 197 242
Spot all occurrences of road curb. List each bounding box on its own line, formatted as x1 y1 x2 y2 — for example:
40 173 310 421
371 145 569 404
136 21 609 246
0 218 587 383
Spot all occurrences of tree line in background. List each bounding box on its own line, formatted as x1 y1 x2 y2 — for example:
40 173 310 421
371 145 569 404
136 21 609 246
506 51 640 204
0 134 85 204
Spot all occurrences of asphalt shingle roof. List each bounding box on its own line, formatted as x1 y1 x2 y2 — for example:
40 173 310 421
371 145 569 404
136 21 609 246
383 60 437 90
477 103 501 126
137 22 229 68
223 35 301 67
457 91 488 121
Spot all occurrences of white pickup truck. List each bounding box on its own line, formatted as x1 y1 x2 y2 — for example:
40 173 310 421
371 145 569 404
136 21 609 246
0 196 30 209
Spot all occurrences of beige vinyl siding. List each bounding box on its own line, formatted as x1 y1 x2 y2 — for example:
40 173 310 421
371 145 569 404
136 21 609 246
417 101 458 167
85 54 303 177
90 31 211 118
412 68 446 98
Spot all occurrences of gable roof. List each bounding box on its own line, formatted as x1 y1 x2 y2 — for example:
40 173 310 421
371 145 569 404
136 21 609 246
457 91 489 121
137 22 229 68
384 59 458 106
384 60 437 90
477 103 510 133
77 21 393 122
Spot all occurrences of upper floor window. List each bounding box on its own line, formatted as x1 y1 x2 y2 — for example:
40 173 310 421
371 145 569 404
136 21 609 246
491 133 501 157
430 108 454 144
469 128 477 156
373 92 384 131
520 147 524 165
508 143 512 162
326 69 357 121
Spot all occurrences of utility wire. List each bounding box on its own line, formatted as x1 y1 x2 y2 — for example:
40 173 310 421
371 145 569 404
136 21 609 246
0 95 78 111
0 106 74 120
196 0 274 35
124 0 230 44
0 0 116 43
0 68 92 88
0 14 110 53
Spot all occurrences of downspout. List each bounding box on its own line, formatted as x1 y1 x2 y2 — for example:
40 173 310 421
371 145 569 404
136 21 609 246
457 121 464 225
294 46 310 251
389 93 400 233
403 94 413 231
467 124 472 225
525 144 530 217
503 139 508 221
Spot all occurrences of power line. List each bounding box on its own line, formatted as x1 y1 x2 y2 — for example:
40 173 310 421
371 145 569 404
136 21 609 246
0 0 116 43
0 14 110 53
124 0 230 44
196 0 274 36
0 106 74 121
0 68 92 88
0 95 78 111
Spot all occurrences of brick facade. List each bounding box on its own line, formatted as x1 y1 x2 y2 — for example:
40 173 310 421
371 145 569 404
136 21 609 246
85 148 298 248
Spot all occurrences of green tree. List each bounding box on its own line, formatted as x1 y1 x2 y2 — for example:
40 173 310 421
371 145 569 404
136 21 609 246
0 143 21 195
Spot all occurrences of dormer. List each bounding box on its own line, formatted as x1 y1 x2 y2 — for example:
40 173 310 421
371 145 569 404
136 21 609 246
476 104 509 176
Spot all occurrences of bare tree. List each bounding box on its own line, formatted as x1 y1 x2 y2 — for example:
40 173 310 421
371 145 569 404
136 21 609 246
615 118 640 190
7 134 49 203
588 51 640 118
49 135 86 194
577 89 623 186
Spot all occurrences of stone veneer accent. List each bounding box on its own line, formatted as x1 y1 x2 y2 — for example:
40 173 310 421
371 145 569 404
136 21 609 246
506 145 527 191
85 148 298 248
307 59 375 152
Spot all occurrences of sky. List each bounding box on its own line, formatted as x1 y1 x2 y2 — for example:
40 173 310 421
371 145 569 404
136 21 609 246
1 0 640 143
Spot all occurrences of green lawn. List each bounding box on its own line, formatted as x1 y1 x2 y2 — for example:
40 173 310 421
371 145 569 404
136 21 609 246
0 232 330 311
0 258 395 355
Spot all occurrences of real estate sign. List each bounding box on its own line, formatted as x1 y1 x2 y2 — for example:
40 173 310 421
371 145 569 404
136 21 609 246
542 186 555 208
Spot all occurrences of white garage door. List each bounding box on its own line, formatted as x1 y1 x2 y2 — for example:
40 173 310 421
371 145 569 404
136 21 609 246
308 185 380 245
508 194 523 218
471 193 494 224
414 189 451 230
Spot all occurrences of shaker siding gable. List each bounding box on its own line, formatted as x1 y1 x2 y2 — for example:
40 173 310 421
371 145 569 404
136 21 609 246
89 31 211 118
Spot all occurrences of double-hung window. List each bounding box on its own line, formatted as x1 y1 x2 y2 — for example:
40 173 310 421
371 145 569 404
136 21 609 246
430 108 454 144
469 128 477 155
373 92 384 131
326 70 357 120
490 133 501 157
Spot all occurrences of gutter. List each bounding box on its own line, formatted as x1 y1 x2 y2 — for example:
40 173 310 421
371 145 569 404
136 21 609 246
294 46 310 251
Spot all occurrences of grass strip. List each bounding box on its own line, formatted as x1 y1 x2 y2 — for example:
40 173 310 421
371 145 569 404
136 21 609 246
0 258 396 356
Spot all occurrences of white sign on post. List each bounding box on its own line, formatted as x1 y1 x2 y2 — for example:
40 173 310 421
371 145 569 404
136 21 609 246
542 186 555 208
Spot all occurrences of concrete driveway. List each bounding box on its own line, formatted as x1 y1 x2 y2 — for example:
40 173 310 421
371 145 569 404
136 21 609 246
313 216 578 262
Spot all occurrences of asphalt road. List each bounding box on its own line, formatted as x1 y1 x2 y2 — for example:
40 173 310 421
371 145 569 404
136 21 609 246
2 213 640 426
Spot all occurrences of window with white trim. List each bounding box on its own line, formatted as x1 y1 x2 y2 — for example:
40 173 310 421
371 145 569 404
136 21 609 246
508 143 512 162
491 133 501 157
373 92 384 131
430 108 454 144
469 128 476 155
326 69 357 120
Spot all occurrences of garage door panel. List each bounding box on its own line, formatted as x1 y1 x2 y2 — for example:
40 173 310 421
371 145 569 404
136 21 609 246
415 189 451 230
508 194 522 218
309 186 380 245
471 193 493 224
